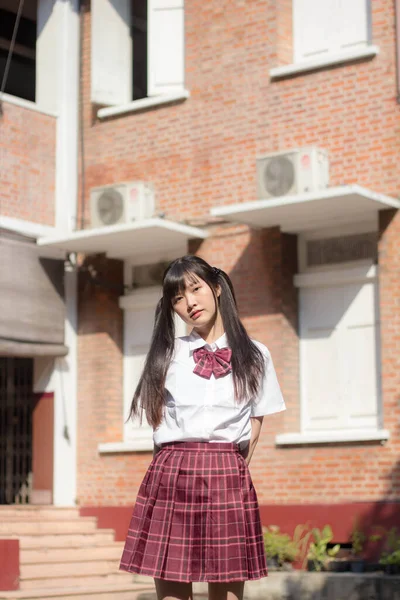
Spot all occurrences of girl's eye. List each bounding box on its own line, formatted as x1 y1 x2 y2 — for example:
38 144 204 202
173 296 182 305
193 286 200 292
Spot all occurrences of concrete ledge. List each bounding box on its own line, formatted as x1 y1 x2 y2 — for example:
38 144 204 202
276 429 390 446
270 46 379 80
97 90 190 119
193 572 400 600
1 93 58 117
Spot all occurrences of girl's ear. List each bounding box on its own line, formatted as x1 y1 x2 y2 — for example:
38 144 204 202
216 284 222 298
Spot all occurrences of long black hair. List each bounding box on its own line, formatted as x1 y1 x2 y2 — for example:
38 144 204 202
129 255 266 428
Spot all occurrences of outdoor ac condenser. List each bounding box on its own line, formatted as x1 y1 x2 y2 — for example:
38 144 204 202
90 182 155 228
256 147 329 199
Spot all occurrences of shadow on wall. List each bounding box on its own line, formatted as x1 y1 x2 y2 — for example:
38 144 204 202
355 431 400 563
228 228 298 323
78 254 124 352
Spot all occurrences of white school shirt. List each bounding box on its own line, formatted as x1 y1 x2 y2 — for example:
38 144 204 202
153 331 286 447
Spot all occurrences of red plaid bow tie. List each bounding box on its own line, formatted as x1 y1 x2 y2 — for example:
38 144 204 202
193 347 232 379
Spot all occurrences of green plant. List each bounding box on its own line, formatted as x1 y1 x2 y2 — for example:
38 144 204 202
263 525 300 567
307 525 340 572
379 527 400 567
379 549 400 566
351 527 367 557
350 521 384 558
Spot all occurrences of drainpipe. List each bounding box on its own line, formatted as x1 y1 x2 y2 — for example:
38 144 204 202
395 0 400 103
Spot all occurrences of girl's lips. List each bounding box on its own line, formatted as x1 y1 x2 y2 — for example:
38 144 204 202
191 310 203 319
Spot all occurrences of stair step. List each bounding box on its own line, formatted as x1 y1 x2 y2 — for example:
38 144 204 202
3 531 116 549
0 582 155 600
0 508 80 520
0 521 98 536
22 560 120 579
21 544 124 564
20 573 133 591
0 519 98 536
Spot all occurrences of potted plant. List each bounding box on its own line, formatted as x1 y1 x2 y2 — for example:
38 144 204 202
349 526 367 572
379 527 400 575
263 525 303 570
307 525 340 572
349 524 385 573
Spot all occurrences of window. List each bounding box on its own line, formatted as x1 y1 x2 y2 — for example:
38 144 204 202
131 0 148 100
299 270 381 433
293 0 371 63
121 287 186 450
0 0 37 102
296 229 381 436
91 0 185 106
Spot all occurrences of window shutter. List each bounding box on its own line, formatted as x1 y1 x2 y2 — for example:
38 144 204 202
91 0 132 106
300 279 380 432
293 0 369 62
147 0 185 96
293 0 334 61
337 0 369 51
122 291 186 445
341 281 379 428
300 287 346 430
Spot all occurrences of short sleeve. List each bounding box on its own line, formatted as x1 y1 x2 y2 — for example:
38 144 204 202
251 342 286 417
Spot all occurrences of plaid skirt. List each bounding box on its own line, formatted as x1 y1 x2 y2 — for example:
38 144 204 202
119 442 267 582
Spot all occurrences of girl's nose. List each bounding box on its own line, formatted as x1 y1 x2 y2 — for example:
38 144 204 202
185 294 196 311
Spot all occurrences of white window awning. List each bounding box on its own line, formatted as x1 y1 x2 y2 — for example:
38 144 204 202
210 185 400 233
37 218 208 261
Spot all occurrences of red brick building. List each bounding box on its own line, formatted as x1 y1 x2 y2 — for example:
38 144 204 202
1 0 400 567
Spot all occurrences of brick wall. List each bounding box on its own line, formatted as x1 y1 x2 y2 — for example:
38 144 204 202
0 101 56 226
76 0 400 506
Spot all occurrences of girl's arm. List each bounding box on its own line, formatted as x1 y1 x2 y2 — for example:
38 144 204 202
243 417 264 465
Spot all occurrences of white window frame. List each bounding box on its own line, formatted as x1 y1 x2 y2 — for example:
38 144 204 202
298 264 381 425
93 0 189 120
270 0 379 80
98 259 186 454
276 222 390 446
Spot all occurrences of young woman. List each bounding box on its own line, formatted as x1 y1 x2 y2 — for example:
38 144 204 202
120 255 285 600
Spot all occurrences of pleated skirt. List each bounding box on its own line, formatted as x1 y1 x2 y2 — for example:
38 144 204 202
119 441 267 582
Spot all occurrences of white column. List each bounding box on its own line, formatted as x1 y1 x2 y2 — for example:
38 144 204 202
53 267 78 506
32 265 78 506
36 0 80 233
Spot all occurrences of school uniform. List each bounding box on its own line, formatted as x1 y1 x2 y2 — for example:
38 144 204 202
120 331 285 583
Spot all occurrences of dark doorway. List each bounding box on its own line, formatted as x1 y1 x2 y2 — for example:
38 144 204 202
0 357 34 504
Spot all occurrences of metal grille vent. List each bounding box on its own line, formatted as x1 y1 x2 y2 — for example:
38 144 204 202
96 189 124 225
132 261 171 289
263 156 295 197
307 232 377 267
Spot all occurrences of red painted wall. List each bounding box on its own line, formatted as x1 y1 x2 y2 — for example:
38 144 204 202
0 540 19 591
32 392 54 504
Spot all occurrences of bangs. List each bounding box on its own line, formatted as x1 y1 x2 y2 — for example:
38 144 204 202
163 261 205 305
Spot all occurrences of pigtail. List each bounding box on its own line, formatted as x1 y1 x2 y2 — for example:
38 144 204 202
217 270 265 402
129 296 175 428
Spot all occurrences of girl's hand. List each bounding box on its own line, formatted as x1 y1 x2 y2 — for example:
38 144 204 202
245 417 263 465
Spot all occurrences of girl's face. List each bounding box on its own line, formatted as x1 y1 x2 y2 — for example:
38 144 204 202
172 275 221 329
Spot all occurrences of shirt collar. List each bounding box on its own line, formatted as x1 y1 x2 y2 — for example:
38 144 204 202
188 330 229 354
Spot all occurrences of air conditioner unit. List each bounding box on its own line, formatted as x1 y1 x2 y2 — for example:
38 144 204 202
90 182 155 228
256 148 329 199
